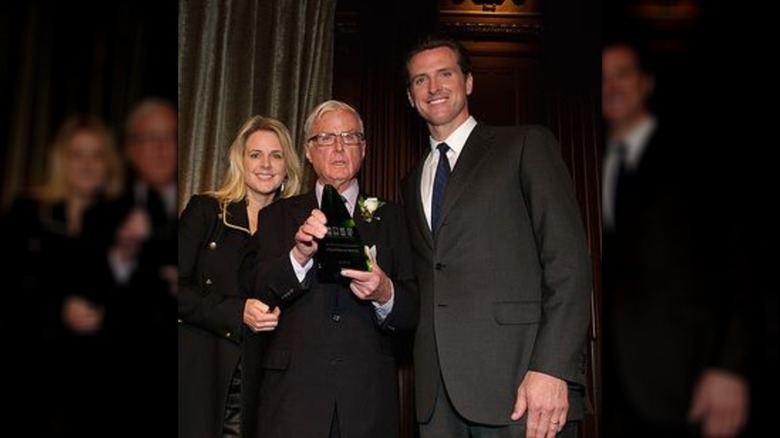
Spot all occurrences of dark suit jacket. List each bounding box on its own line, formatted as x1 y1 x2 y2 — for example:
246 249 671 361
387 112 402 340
241 191 418 438
81 181 177 268
178 194 251 438
400 123 592 426
602 123 754 424
3 197 74 341
66 204 174 438
1 197 78 428
1 195 174 435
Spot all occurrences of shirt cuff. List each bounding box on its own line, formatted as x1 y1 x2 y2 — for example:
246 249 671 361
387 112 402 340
289 250 313 283
372 280 395 322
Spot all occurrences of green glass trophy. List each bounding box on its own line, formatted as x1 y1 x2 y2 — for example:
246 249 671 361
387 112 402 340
317 184 372 283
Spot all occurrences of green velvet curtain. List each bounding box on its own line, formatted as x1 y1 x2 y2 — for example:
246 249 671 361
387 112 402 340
178 0 337 212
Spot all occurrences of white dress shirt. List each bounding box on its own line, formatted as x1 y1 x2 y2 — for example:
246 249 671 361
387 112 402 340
420 116 478 230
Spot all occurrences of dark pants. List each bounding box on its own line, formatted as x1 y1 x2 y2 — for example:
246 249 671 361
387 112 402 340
419 376 578 438
222 363 241 438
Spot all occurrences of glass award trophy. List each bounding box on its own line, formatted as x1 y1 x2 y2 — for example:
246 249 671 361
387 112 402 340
317 184 371 283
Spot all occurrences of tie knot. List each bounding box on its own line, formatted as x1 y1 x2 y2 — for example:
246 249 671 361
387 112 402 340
437 143 450 154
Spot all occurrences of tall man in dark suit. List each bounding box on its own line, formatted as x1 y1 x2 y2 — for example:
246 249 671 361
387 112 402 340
400 35 593 438
243 100 418 437
601 40 753 437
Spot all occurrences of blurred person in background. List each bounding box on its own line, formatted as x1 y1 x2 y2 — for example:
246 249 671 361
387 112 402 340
68 97 178 341
1 114 124 436
78 97 179 298
601 39 755 438
123 97 179 291
55 97 178 436
60 200 170 438
178 115 302 438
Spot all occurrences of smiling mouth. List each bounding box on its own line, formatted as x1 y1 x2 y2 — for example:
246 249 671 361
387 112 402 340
428 96 447 105
256 173 276 180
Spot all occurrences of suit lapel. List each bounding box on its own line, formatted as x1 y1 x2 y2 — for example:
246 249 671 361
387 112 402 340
350 192 372 245
224 199 251 234
434 124 493 237
408 158 434 249
290 192 318 229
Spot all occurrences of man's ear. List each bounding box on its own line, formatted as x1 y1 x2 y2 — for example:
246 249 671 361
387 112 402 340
406 89 415 108
465 73 473 96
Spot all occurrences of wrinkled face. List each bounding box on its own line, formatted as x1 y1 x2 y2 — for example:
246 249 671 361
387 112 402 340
602 45 653 128
407 46 472 137
65 129 109 197
243 130 286 197
126 106 177 188
305 109 365 188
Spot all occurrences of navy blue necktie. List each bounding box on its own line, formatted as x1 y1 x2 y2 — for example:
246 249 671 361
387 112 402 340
431 143 451 235
613 144 628 225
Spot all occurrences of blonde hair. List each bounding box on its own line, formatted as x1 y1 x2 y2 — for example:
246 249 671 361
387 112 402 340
34 114 124 203
210 115 302 204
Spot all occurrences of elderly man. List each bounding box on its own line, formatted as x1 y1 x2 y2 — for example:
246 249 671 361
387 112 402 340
241 100 418 438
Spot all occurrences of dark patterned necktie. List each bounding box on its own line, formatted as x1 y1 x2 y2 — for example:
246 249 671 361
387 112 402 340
431 143 451 236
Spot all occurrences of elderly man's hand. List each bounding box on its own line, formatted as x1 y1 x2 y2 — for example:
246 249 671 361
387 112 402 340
291 209 328 266
341 248 393 304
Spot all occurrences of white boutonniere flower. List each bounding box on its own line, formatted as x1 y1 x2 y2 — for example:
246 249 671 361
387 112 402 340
357 196 385 223
363 245 377 272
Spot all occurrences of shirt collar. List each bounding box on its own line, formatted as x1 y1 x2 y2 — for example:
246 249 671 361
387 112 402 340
428 116 477 156
610 115 656 168
315 178 359 216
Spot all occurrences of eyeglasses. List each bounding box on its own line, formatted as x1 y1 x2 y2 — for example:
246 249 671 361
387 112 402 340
307 131 365 147
128 132 177 145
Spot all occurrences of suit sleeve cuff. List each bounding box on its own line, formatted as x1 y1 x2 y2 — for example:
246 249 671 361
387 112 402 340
289 250 314 283
371 281 395 322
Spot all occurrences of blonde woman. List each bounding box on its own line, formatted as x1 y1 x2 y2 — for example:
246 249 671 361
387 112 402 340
6 114 124 323
2 114 124 435
178 115 302 438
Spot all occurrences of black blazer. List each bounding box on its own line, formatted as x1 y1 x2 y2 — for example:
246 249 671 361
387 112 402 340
178 194 251 438
3 197 73 339
602 124 755 423
241 191 417 438
401 123 593 425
